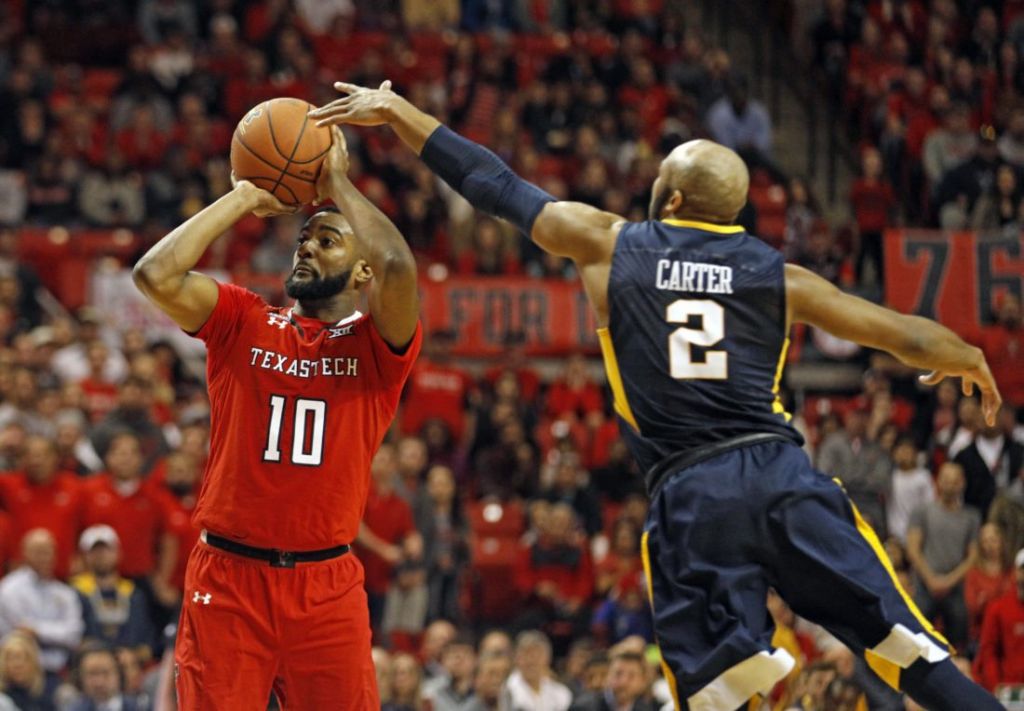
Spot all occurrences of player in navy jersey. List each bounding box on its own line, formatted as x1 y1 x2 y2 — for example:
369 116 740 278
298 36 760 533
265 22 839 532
311 86 1004 710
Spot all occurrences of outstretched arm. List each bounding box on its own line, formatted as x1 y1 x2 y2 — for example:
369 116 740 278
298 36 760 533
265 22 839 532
310 82 623 267
785 264 1001 424
133 181 294 332
316 127 418 349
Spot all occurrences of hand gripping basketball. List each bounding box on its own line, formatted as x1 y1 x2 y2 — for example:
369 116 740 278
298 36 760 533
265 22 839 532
230 172 298 219
313 126 349 206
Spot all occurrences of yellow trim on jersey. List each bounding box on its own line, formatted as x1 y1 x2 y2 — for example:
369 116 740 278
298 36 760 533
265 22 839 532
641 531 683 711
771 337 793 422
597 327 640 432
840 485 950 691
662 218 745 234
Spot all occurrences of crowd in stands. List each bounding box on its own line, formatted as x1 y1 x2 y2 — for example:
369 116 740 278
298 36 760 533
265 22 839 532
0 0 1020 710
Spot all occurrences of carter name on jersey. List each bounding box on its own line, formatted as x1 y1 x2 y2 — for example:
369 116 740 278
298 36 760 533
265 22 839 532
655 259 734 294
248 347 359 379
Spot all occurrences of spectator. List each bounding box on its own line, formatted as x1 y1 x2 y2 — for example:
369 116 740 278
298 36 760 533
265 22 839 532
0 529 83 675
978 292 1024 410
80 432 164 580
478 630 513 659
849 146 896 287
77 150 145 228
53 409 103 475
423 634 478 711
251 213 305 275
421 620 457 682
955 404 1024 517
922 103 978 187
971 164 1022 229
67 643 145 711
77 341 121 425
90 376 170 475
935 125 1008 221
385 652 426 711
999 107 1024 166
887 435 934 544
966 523 1014 646
975 547 1024 691
401 330 474 444
0 435 82 578
382 533 429 646
0 368 52 437
501 630 572 711
514 503 593 651
137 0 197 44
397 436 429 497
466 651 511 711
415 464 468 624
0 631 54 711
794 221 850 286
906 462 980 650
545 355 603 426
568 651 657 711
817 407 891 536
151 451 200 609
591 572 653 647
541 452 603 537
71 526 154 660
948 395 984 461
594 519 643 598
783 177 819 260
356 443 420 636
705 75 773 160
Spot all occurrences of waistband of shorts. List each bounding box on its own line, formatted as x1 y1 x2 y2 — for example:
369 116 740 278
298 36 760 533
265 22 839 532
645 433 792 501
200 530 351 568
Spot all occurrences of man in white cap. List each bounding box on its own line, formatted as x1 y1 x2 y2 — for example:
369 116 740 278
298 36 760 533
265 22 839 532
71 525 154 663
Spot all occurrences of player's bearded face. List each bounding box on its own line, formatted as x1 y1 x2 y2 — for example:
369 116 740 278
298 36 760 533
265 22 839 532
285 268 351 301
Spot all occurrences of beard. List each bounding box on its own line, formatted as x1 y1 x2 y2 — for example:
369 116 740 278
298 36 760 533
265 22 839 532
285 269 350 301
648 184 671 220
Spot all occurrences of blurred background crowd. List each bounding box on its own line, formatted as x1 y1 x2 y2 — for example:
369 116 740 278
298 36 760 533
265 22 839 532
0 0 1021 710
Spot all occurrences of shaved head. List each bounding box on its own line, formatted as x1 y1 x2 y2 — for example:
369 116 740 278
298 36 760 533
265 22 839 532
649 140 749 223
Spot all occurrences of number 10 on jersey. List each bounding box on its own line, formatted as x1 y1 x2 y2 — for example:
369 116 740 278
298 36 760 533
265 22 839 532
262 395 327 466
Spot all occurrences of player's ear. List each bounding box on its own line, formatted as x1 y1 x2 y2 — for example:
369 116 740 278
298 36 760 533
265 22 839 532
352 259 373 286
666 190 684 215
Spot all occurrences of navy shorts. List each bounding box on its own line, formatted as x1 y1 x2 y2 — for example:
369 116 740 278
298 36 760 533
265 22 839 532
642 440 950 711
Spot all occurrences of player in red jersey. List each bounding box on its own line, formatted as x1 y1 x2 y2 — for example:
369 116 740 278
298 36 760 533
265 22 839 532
132 125 420 710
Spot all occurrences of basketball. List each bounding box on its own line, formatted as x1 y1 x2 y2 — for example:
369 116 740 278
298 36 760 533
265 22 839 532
230 98 332 206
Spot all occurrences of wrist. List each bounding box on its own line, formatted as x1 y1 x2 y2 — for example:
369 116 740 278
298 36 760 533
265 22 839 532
232 182 262 210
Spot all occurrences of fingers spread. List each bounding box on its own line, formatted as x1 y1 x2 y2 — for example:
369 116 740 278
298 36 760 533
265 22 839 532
334 81 362 95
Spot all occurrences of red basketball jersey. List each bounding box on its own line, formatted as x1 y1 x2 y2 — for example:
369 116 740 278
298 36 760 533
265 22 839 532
191 282 421 550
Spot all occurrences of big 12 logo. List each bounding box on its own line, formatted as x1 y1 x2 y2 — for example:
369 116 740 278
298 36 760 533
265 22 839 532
238 103 265 136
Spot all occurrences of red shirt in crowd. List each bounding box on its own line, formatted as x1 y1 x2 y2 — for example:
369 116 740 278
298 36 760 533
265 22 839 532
976 586 1024 690
400 360 473 441
0 510 14 574
979 324 1024 408
81 474 163 579
356 484 415 595
966 567 1015 643
515 538 594 606
0 472 82 578
850 178 896 234
191 283 420 550
545 381 604 421
78 377 119 424
156 489 199 592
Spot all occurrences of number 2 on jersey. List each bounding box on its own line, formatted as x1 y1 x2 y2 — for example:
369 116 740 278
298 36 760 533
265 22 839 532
667 299 727 379
262 395 327 466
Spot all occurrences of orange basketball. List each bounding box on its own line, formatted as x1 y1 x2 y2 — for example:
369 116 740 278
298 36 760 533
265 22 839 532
230 98 332 206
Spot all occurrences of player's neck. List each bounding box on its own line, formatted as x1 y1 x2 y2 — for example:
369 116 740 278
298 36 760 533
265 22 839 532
292 293 360 323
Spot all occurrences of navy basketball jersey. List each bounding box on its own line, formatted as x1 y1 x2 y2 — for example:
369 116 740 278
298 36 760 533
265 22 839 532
599 218 803 475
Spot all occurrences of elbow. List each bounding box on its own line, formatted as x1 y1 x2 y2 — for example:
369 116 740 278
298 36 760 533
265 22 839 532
131 259 156 292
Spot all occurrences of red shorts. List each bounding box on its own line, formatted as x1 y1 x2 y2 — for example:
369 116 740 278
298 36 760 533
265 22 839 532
174 539 379 710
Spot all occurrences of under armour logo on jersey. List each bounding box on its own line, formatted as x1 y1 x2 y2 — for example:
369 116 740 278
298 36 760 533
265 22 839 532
192 591 212 605
327 325 354 339
267 313 289 330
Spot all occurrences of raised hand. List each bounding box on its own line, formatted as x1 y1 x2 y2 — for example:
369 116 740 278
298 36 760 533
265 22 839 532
230 173 298 218
919 357 1002 426
314 126 349 206
308 81 396 128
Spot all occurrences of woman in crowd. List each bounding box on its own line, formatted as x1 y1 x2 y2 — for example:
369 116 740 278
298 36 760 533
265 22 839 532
0 631 55 711
965 523 1014 647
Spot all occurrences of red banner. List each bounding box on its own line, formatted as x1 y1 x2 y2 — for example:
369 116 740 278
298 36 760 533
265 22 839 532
885 229 1023 336
418 276 601 357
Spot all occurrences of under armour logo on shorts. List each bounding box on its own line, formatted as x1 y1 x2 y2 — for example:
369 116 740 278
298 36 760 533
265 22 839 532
193 591 212 605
